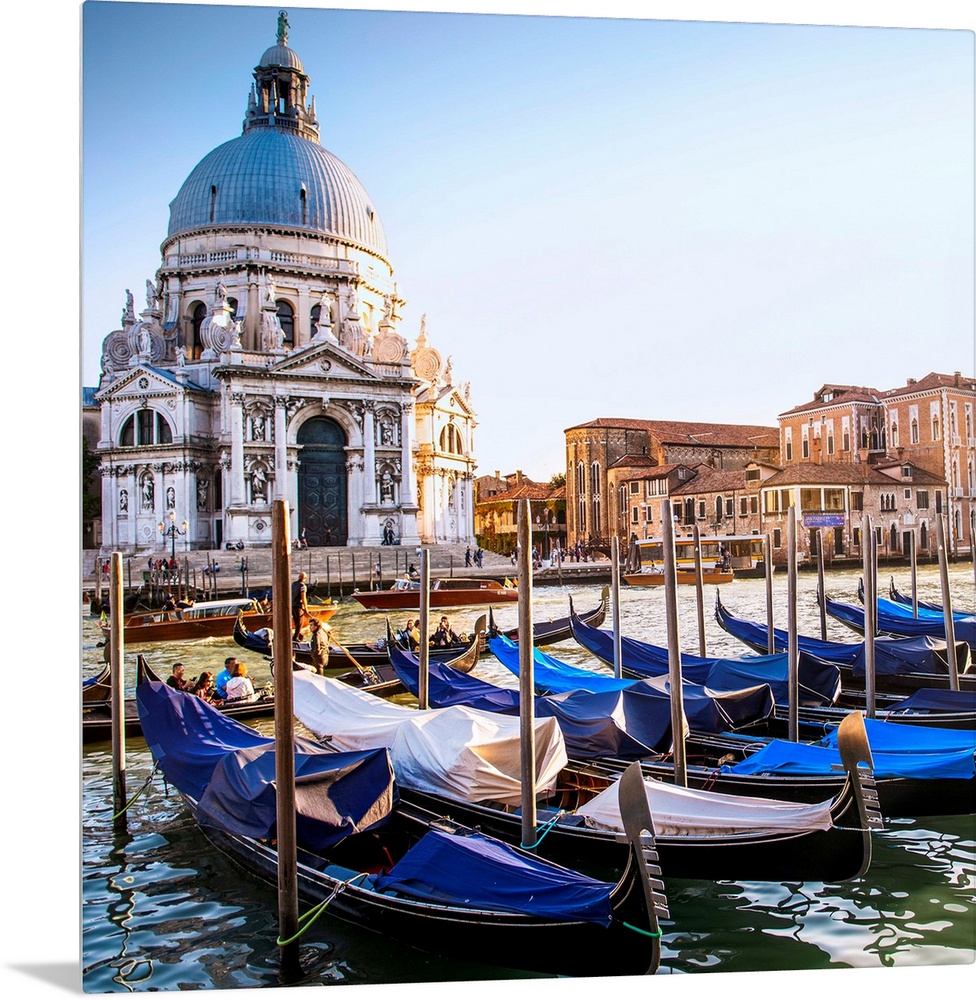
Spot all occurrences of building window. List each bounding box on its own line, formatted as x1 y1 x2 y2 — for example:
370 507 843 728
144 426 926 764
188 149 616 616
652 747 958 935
910 418 919 444
827 433 834 454
773 528 782 548
920 522 928 549
842 430 850 451
932 415 941 440
629 481 639 494
715 497 723 522
277 300 295 346
740 497 748 516
916 490 929 509
890 421 899 448
576 461 585 497
189 301 207 359
750 496 759 514
785 440 793 461
851 492 863 511
631 506 639 524
119 409 173 447
725 498 734 517
439 424 464 455
801 438 809 459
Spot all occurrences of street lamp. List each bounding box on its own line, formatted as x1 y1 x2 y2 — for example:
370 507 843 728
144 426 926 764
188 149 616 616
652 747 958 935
159 510 188 565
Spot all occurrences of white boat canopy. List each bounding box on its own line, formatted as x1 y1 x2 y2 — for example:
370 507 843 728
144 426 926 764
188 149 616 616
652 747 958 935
292 672 568 807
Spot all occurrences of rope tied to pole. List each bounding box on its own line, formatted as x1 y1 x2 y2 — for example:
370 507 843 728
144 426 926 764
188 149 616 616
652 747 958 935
110 762 160 822
520 810 566 850
276 872 370 945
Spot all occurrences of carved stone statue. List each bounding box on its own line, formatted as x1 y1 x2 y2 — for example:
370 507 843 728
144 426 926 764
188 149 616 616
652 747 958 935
119 489 128 513
142 477 155 511
166 485 175 510
176 345 187 368
250 465 268 504
215 278 228 307
277 9 289 44
265 274 277 307
380 469 394 502
252 413 266 440
123 289 135 325
146 280 158 313
380 420 394 446
196 479 209 510
138 328 152 355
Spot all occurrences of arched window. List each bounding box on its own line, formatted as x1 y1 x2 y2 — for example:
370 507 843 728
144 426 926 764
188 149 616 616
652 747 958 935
890 421 899 448
576 461 585 497
932 414 940 440
277 300 295 346
119 408 173 446
189 302 206 359
910 418 919 444
715 496 724 522
919 522 928 550
439 424 464 455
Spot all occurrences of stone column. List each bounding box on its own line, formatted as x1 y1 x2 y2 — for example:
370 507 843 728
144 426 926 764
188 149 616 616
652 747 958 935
363 402 376 505
125 466 138 550
400 402 416 506
229 392 246 505
274 396 288 500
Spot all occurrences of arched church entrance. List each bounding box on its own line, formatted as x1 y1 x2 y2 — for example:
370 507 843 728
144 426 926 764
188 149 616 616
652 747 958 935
297 417 348 545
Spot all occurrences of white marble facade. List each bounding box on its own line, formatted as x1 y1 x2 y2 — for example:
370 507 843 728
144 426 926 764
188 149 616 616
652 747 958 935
93 15 475 552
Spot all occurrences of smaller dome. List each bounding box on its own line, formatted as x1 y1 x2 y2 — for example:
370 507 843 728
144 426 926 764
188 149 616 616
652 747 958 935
258 43 304 72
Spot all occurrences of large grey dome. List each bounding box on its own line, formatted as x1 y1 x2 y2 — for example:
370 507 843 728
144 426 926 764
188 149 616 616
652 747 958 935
166 128 389 258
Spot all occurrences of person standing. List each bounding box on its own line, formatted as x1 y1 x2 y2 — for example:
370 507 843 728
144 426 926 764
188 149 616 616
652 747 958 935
308 618 329 675
292 571 309 640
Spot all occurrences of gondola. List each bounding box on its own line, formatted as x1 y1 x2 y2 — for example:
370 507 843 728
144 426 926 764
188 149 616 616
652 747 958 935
233 612 484 673
823 591 976 647
487 587 610 646
134 663 668 978
388 642 774 759
483 635 974 817
859 578 973 622
292 672 880 883
82 655 403 745
82 662 112 704
566 603 842 706
888 577 974 618
716 593 976 699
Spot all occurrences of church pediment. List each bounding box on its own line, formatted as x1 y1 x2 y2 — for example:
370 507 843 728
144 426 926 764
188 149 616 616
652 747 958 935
268 343 380 381
94 365 185 401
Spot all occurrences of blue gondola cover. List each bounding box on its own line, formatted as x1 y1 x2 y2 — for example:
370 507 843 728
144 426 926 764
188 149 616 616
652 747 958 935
375 829 615 925
137 678 397 849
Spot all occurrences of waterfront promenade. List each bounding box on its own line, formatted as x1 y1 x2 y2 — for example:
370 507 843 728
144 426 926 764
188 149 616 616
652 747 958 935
81 543 612 600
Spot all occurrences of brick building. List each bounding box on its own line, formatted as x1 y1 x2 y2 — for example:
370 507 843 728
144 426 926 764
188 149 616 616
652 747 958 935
565 418 779 547
778 371 975 555
474 471 565 558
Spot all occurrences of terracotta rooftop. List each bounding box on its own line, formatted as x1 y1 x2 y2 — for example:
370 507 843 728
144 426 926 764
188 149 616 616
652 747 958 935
566 417 778 449
762 463 945 487
778 385 882 417
882 371 976 398
671 468 749 495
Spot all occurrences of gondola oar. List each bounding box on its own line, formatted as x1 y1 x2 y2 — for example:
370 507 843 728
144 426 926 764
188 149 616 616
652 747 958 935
330 637 381 687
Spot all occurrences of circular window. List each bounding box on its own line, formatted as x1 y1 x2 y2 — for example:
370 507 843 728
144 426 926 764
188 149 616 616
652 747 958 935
138 377 149 390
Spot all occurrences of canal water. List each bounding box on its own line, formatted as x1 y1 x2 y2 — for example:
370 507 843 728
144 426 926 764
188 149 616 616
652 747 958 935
77 565 975 993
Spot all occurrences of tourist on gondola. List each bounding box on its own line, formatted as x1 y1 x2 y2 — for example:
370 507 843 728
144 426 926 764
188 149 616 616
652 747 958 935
225 662 255 702
432 616 459 647
191 671 220 704
214 656 237 700
166 662 190 691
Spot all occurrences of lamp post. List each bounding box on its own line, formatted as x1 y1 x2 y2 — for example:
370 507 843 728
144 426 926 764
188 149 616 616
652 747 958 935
159 510 188 567
536 508 555 562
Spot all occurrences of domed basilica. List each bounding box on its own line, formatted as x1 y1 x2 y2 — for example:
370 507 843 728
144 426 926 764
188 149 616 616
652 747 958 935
92 12 476 552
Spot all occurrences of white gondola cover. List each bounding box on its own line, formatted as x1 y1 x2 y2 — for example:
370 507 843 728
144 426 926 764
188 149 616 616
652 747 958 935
575 773 835 838
292 672 568 806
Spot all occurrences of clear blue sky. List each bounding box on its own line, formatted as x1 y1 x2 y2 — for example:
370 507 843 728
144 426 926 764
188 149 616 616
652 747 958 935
79 0 973 487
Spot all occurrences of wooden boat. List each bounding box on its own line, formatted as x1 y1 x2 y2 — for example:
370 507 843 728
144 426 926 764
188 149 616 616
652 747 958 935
625 568 734 586
351 577 518 611
293 672 880 883
134 667 668 978
82 663 112 704
233 612 485 674
626 534 767 584
716 594 976 698
100 596 339 644
82 654 403 745
487 587 609 646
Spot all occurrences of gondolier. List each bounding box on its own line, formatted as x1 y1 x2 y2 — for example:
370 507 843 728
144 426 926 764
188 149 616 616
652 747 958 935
292 571 309 640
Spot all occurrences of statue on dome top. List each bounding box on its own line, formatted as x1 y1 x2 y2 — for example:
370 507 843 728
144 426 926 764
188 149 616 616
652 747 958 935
145 279 158 313
277 10 289 45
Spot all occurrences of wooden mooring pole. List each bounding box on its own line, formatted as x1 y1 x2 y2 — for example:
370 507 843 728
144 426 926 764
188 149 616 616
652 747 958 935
611 535 622 679
861 513 877 719
418 549 430 711
692 523 706 657
109 552 126 832
816 529 827 641
786 507 799 741
271 500 302 981
661 500 687 787
517 499 538 847
936 515 960 692
764 533 774 654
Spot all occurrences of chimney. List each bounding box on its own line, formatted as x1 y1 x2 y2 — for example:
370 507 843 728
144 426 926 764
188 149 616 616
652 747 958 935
955 371 962 386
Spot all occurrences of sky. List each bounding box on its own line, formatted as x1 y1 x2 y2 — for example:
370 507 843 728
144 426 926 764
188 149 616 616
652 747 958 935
77 0 974 483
